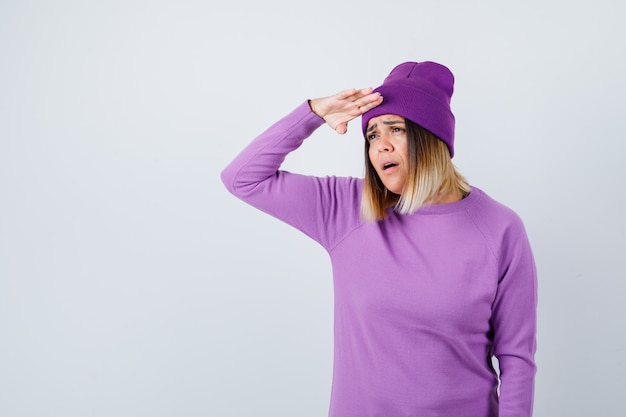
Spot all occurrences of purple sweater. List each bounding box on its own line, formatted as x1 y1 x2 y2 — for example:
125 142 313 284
221 102 537 417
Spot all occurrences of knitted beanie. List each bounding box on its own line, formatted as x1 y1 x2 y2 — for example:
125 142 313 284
361 61 456 157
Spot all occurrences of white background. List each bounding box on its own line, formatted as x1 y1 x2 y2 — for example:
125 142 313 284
1 1 624 416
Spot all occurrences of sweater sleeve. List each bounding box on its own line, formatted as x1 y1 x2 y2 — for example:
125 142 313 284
220 101 362 251
491 216 538 417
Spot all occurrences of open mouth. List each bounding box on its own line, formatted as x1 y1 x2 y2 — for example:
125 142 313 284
383 162 398 171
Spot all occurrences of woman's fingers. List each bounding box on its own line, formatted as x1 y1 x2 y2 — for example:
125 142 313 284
356 92 383 113
311 88 383 135
335 88 357 100
336 87 375 104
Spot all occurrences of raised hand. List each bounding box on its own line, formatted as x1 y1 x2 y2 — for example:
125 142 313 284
309 88 383 134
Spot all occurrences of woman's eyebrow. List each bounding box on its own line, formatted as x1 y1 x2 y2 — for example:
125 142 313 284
367 120 405 133
366 123 378 133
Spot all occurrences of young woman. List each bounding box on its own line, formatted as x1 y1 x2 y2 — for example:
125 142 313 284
221 61 537 417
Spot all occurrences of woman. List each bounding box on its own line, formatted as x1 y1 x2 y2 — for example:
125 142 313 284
221 61 537 417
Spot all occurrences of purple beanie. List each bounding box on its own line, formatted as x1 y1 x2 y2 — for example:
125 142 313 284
362 61 456 157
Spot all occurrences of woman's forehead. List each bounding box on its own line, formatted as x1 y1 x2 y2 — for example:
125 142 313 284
366 114 404 129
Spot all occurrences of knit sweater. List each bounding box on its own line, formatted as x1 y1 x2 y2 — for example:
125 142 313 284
221 102 537 417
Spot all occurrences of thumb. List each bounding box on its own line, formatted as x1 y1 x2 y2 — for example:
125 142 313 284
335 122 348 135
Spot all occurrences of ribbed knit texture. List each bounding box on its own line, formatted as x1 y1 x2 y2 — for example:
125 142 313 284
221 102 537 417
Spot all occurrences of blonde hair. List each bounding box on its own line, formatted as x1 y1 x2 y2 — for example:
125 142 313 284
361 119 470 222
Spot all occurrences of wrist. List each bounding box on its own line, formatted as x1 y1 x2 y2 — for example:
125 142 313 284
308 98 325 118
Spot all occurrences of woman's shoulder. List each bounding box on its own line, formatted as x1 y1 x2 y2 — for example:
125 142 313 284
465 187 529 238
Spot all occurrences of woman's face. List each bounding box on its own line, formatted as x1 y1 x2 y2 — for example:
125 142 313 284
366 114 409 195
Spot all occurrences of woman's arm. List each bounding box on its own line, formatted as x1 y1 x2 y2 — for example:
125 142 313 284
220 89 382 249
492 219 538 417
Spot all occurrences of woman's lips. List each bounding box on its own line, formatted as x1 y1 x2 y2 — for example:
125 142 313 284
382 162 399 173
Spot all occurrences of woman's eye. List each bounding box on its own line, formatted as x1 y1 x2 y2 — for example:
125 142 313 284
368 134 377 141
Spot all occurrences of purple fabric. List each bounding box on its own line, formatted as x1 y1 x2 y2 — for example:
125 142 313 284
222 102 537 417
362 61 456 157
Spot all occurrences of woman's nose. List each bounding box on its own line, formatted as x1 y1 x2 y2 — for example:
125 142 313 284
377 135 393 152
